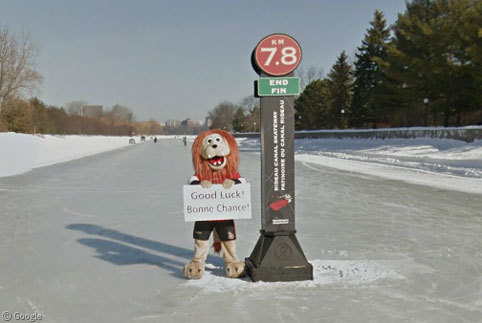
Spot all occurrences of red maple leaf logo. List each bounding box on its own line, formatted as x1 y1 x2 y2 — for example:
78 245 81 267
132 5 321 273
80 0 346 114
269 194 292 211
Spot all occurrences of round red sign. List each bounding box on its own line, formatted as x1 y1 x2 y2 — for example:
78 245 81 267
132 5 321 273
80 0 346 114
253 34 302 76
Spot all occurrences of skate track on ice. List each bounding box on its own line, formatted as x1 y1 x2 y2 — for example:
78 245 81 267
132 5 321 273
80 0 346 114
0 139 481 322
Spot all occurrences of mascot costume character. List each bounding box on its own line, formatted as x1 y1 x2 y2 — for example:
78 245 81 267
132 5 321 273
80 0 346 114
184 129 246 279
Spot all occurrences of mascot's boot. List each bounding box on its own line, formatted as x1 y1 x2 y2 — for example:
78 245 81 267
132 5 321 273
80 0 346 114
221 240 246 278
184 239 209 279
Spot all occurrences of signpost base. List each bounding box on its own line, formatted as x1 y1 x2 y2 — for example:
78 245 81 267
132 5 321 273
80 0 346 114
245 230 313 282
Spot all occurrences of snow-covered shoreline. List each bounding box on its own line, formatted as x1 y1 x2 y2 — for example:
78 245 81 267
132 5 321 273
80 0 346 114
0 133 143 178
0 133 192 178
236 136 482 195
1 132 481 194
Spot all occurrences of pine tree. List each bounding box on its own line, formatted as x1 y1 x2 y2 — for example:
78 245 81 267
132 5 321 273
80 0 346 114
378 0 441 126
378 0 481 126
327 51 353 129
351 10 390 128
294 79 330 130
439 0 482 125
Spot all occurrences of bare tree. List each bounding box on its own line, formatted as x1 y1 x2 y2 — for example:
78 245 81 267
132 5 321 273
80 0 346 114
295 65 324 91
239 95 259 111
65 100 87 116
109 104 134 122
208 101 236 131
237 95 260 132
0 25 42 116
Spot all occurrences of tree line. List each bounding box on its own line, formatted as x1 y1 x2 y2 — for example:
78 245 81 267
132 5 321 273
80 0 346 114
296 0 481 129
208 0 481 131
0 24 163 136
207 96 261 133
0 96 163 135
2 0 480 135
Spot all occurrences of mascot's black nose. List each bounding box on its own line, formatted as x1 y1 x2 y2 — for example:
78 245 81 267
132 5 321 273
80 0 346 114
212 144 218 148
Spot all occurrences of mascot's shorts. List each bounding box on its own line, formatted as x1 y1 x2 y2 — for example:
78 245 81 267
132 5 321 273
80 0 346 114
193 220 236 241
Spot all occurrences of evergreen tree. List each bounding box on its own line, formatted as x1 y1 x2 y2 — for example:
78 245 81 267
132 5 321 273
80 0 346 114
327 51 353 129
439 0 482 125
294 79 330 130
378 0 481 126
351 10 391 128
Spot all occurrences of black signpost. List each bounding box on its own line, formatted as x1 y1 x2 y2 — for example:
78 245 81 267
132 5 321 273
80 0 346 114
246 34 313 282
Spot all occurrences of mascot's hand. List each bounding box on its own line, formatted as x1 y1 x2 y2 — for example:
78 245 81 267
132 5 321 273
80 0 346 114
200 180 213 188
222 179 235 189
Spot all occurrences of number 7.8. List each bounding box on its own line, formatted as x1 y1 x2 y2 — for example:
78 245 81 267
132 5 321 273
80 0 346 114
260 47 297 66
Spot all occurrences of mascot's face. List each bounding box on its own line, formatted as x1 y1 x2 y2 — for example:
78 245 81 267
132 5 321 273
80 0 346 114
192 130 239 181
201 133 231 170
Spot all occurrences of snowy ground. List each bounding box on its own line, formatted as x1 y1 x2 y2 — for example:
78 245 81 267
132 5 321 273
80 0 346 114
238 137 482 194
0 137 481 322
0 133 181 178
2 132 481 195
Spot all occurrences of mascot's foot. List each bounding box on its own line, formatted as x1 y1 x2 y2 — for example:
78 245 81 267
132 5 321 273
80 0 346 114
225 261 246 278
184 239 209 279
184 261 205 279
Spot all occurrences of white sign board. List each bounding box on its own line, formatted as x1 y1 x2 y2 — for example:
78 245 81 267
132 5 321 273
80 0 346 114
183 183 252 222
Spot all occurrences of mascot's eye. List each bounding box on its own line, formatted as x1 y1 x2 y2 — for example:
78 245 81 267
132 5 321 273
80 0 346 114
215 137 221 142
207 138 212 144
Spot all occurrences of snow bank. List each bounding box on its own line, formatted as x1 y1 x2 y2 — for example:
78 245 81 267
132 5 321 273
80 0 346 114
184 258 434 294
237 126 482 142
0 133 144 178
295 126 482 142
2 133 481 195
236 136 482 194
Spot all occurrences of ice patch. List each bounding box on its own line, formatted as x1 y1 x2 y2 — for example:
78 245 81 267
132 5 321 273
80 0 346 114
184 259 406 294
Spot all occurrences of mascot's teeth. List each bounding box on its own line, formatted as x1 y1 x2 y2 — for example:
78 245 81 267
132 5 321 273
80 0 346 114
208 156 224 166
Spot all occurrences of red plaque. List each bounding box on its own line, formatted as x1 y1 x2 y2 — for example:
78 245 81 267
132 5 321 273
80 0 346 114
254 34 302 76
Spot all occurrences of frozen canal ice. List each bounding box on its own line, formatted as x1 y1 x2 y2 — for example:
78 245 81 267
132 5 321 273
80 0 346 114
0 139 481 322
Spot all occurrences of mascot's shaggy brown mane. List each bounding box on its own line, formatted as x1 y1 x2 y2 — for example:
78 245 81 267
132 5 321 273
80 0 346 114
192 129 239 184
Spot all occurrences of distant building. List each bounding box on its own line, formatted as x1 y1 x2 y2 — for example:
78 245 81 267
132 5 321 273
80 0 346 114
181 118 203 127
82 105 103 118
204 117 212 128
193 119 204 127
165 120 181 128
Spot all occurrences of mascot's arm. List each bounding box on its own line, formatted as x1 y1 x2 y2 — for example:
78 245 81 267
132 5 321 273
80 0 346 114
188 176 212 188
222 173 246 189
188 175 245 186
231 172 246 185
188 175 200 185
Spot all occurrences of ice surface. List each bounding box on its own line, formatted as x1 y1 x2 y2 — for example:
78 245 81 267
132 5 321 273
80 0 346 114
185 259 411 294
1 138 481 322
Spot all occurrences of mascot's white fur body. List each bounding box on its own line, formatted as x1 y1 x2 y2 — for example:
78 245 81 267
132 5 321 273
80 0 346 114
184 130 246 279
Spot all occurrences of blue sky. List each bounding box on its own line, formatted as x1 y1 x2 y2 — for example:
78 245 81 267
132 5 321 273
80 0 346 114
1 0 406 121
